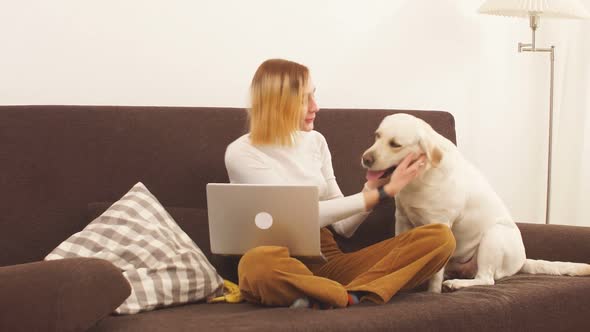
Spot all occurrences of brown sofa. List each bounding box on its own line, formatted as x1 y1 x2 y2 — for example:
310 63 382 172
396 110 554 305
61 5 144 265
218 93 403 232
1 105 590 332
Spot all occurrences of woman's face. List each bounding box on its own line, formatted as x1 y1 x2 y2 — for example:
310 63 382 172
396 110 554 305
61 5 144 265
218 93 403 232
300 77 319 132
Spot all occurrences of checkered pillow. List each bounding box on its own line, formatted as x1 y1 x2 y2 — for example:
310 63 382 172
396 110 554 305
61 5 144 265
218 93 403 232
45 182 224 314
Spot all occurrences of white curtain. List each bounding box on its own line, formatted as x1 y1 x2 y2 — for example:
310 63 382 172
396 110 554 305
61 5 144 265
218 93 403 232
548 5 590 226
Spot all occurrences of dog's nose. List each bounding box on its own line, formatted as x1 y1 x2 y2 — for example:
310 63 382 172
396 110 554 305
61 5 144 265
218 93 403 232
362 153 374 168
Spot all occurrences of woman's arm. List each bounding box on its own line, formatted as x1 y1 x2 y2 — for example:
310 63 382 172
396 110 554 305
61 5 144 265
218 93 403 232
321 159 426 238
318 133 426 238
225 144 372 235
320 180 369 238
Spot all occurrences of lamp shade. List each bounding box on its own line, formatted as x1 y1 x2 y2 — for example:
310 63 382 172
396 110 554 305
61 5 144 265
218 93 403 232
478 0 590 19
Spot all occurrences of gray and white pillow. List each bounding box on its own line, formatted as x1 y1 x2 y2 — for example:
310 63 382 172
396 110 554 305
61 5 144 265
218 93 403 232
45 182 224 314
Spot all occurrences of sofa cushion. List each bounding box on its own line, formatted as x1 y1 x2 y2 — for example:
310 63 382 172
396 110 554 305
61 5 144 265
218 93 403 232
46 182 224 314
89 274 590 332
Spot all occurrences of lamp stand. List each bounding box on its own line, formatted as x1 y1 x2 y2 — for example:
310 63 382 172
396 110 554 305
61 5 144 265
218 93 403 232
517 14 555 225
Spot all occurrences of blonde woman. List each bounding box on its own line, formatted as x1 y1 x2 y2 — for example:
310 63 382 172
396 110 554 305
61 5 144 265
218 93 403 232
225 59 456 309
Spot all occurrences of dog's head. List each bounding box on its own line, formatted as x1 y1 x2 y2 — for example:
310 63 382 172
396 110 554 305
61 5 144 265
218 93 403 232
361 113 443 180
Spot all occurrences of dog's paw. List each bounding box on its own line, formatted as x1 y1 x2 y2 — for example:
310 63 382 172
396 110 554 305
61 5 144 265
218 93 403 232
443 277 495 291
442 279 468 291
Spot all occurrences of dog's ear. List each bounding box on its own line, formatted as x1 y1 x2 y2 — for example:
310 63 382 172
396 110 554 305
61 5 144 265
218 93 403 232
418 122 443 167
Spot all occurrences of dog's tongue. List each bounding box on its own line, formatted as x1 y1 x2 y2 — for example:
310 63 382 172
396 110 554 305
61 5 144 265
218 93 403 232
366 170 386 181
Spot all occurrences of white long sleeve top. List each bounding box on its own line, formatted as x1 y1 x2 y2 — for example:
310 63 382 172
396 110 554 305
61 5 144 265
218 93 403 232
224 130 370 238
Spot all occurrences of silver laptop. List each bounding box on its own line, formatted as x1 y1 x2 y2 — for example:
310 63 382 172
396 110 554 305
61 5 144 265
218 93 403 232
206 183 324 261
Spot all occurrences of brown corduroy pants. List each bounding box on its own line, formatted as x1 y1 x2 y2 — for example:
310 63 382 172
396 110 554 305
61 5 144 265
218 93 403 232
237 224 456 308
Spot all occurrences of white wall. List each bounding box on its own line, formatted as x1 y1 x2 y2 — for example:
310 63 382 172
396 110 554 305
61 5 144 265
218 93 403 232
1 0 587 225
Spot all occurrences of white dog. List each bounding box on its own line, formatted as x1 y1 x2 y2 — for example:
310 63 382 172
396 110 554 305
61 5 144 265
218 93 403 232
361 113 590 293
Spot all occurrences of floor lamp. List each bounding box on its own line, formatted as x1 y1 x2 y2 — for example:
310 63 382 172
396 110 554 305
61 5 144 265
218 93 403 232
477 0 589 224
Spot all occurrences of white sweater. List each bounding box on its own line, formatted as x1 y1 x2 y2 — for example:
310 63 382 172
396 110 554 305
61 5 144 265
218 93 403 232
224 130 370 238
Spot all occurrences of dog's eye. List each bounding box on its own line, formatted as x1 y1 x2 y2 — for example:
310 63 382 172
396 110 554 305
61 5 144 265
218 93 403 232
389 140 401 148
375 133 380 140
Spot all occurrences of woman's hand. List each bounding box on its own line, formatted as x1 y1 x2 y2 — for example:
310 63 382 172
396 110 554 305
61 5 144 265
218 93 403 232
383 153 426 196
363 177 389 192
361 153 426 212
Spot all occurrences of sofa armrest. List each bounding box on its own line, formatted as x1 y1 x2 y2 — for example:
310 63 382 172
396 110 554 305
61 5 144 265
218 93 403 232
517 222 590 264
0 258 131 332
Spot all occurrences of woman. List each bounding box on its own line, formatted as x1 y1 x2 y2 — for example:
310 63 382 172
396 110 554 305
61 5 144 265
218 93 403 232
225 59 455 309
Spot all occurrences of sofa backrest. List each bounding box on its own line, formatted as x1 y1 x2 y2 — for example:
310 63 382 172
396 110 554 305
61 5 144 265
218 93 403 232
0 106 455 267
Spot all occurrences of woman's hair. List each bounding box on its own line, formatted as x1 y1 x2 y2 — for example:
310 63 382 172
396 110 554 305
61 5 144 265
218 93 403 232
248 58 309 146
